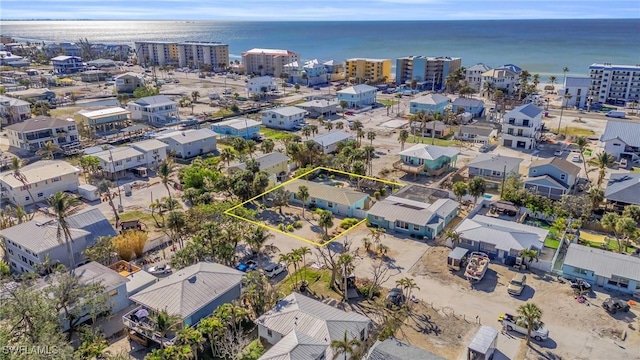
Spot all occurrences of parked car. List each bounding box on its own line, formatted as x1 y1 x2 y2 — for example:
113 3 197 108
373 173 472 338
507 274 527 296
569 278 592 290
571 154 581 162
500 313 549 341
236 260 258 272
386 288 406 307
554 149 563 156
602 298 630 314
148 264 172 275
479 144 489 153
619 158 628 168
263 263 286 278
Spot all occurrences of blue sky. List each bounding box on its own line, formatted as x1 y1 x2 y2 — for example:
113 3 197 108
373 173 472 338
1 0 638 20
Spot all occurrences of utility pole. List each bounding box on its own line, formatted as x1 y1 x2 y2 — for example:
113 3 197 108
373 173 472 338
500 164 507 198
107 148 123 212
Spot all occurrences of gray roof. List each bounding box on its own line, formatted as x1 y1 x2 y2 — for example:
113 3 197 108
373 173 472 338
5 116 74 132
511 103 543 118
468 326 499 355
283 180 368 207
265 106 308 117
605 172 640 204
367 196 458 227
297 100 339 108
392 184 450 203
564 76 591 88
564 243 640 281
66 208 117 245
255 293 371 359
130 139 168 152
455 215 549 252
524 175 569 190
410 120 449 132
467 154 522 173
452 97 484 107
0 219 90 253
459 124 496 137
232 152 289 172
448 247 469 261
157 128 217 144
411 93 450 105
529 157 580 177
337 84 377 95
600 119 640 146
129 262 243 319
131 95 176 107
467 63 491 72
259 330 327 360
399 144 460 160
368 338 445 360
312 130 353 146
73 261 129 289
215 118 261 130
0 95 30 107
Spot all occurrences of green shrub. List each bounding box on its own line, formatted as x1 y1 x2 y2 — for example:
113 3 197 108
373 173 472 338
293 220 302 229
340 218 359 229
330 175 335 180
286 224 294 232
240 339 265 360
365 219 372 227
278 224 285 231
374 191 381 200
313 208 325 215
358 279 380 299
380 188 387 196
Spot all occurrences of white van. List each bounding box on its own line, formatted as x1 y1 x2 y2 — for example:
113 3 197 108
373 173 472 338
606 110 626 118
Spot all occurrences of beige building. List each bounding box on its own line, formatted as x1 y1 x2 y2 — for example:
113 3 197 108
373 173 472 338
78 107 131 138
0 95 31 125
345 58 392 82
177 42 229 69
242 48 299 77
134 41 179 66
0 160 80 207
5 116 81 153
228 152 289 188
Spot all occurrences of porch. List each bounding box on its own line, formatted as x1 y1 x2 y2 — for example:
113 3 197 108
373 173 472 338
122 306 180 346
393 160 450 177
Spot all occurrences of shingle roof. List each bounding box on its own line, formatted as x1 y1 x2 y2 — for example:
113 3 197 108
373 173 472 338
131 95 176 107
524 175 568 190
130 262 244 319
0 95 30 107
600 119 640 146
368 338 445 360
5 116 74 132
467 154 523 173
312 130 353 146
511 103 543 118
458 124 496 137
255 293 371 360
232 152 289 172
259 330 327 360
265 106 308 117
455 215 548 252
91 146 144 162
73 261 129 289
337 84 377 95
130 139 168 152
605 172 640 204
215 118 261 130
411 94 450 105
283 180 368 207
452 97 484 107
564 243 640 281
398 144 460 160
157 128 217 144
529 157 580 177
367 196 458 227
0 160 79 188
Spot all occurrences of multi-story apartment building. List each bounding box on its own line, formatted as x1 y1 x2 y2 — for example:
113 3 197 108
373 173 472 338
134 41 180 66
562 77 591 109
177 42 229 69
588 63 640 106
481 68 518 95
51 56 84 74
501 104 543 150
395 56 462 90
465 63 492 91
242 48 299 77
78 107 131 138
89 139 168 179
127 95 179 125
5 116 80 153
0 95 31 125
0 160 80 207
346 58 391 83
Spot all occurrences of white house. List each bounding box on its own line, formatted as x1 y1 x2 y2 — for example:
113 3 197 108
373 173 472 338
0 95 31 125
261 106 308 130
88 139 168 179
455 123 499 143
247 76 278 96
562 77 591 109
0 160 80 207
501 103 543 150
156 128 217 159
337 84 378 109
599 119 640 161
127 95 179 125
256 293 372 360
465 63 492 91
5 116 81 153
312 130 354 154
481 68 518 94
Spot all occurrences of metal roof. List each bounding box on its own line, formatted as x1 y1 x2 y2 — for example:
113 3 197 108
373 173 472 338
0 219 90 253
367 196 458 227
264 106 308 117
605 172 640 204
130 262 244 319
282 179 369 207
73 261 129 289
130 139 168 152
0 95 30 107
510 103 543 118
232 152 289 173
529 157 580 177
458 124 496 137
564 76 591 88
5 116 74 133
91 146 144 162
455 215 548 252
448 247 469 261
398 144 460 160
157 128 217 144
468 326 498 355
564 243 640 281
524 175 569 190
337 84 377 95
600 119 640 146
452 97 484 107
367 338 445 360
259 330 327 360
0 160 79 188
215 118 261 130
467 63 491 72
255 293 371 360
410 93 450 105
467 154 523 173
312 130 353 146
130 95 176 107
66 208 118 244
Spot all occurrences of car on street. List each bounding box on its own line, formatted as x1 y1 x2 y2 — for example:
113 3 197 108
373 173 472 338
236 260 258 272
569 278 592 290
500 313 549 341
148 264 172 275
263 263 286 278
479 144 489 153
619 158 628 168
602 298 630 314
507 274 527 296
554 149 563 156
571 154 581 162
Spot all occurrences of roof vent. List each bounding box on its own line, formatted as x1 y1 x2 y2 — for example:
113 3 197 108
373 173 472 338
188 275 197 283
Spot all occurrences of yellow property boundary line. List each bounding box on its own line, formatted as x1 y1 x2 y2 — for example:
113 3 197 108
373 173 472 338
224 166 404 247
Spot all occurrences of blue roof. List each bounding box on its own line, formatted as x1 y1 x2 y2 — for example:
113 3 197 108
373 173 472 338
498 64 522 73
515 103 543 118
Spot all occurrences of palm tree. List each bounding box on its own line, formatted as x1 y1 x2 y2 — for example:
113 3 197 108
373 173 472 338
260 139 275 154
452 181 468 203
468 177 486 204
587 186 604 210
246 140 258 159
47 192 81 270
298 246 311 282
557 91 572 134
35 140 61 159
158 158 175 206
337 253 355 301
219 148 235 167
443 229 462 247
588 152 615 186
318 210 334 240
548 75 557 89
398 129 409 151
562 67 570 86
330 331 362 360
520 249 538 269
574 136 590 178
296 185 310 218
395 277 420 301
175 326 204 360
97 179 119 222
601 213 636 253
356 130 365 147
325 121 334 131
339 100 348 118
335 121 344 130
366 131 376 146
191 91 200 103
10 157 36 208
152 309 182 349
516 303 544 345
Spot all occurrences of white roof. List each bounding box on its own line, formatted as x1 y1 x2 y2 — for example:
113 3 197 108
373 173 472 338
455 215 549 252
564 243 640 280
337 84 377 95
130 95 176 107
259 330 326 360
91 146 144 162
367 196 458 227
600 119 640 146
215 118 261 130
398 144 459 160
468 326 498 355
264 106 308 117
467 154 523 173
157 128 217 144
245 48 291 55
411 93 450 105
0 95 30 107
79 107 130 118
312 130 353 146
130 139 168 152
0 160 78 188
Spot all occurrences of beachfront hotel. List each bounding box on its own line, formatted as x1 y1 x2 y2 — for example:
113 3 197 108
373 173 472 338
588 63 640 106
242 48 299 78
345 58 392 83
134 41 229 69
395 56 462 90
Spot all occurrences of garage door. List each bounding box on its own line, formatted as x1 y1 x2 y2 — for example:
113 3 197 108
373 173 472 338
503 140 513 147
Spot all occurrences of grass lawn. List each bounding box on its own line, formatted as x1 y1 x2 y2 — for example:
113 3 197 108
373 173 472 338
276 267 341 300
407 135 456 147
260 126 295 141
113 210 158 229
544 238 560 250
580 239 635 254
562 127 595 137
379 99 398 106
211 109 234 118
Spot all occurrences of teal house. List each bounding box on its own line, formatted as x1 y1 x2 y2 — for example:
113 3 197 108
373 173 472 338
409 93 450 114
393 144 459 177
367 196 458 240
562 243 640 296
210 118 261 140
283 179 371 218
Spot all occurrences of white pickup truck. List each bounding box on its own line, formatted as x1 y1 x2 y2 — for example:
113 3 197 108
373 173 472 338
499 313 549 342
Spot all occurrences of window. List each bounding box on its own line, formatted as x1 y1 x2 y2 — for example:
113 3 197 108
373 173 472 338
462 239 474 246
395 220 409 229
573 267 589 275
126 157 132 162
37 192 43 197
108 289 119 297
7 248 13 255
480 243 496 252
413 224 420 231
360 328 365 341
608 275 629 288
560 174 566 180
52 177 61 182
267 329 273 337
327 202 334 208
20 256 27 263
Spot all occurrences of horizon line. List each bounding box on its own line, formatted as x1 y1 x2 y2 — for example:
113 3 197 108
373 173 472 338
2 17 639 22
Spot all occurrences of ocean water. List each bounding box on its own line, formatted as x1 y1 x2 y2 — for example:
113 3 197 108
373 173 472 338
3 19 640 78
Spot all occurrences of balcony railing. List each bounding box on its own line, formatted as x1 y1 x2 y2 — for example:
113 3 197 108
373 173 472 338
393 160 450 176
122 306 179 346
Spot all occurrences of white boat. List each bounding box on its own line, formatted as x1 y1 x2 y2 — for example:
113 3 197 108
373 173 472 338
464 252 489 282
